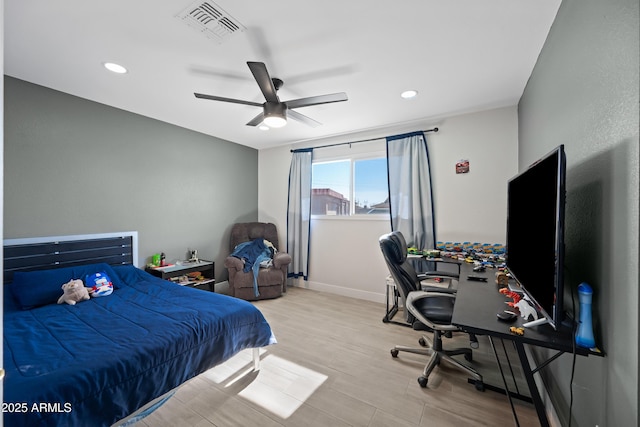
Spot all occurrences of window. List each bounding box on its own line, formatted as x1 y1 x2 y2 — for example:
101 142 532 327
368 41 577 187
311 156 389 216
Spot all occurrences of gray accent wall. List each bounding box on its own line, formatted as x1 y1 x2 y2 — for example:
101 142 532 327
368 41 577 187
4 76 259 281
518 0 639 426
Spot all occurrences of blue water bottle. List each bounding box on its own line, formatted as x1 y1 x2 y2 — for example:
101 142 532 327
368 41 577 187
575 282 596 348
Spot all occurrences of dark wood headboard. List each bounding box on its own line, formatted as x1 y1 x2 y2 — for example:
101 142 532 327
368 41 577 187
3 232 138 284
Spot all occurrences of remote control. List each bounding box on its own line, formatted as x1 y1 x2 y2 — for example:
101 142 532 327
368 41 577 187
467 275 488 282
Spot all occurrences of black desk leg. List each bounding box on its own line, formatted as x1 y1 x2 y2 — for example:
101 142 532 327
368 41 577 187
488 337 520 427
515 342 550 427
383 283 399 323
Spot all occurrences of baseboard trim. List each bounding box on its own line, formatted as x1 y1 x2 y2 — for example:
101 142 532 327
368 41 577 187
214 280 230 295
289 279 386 304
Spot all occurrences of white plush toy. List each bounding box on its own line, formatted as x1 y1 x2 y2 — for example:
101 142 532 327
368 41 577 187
57 279 91 305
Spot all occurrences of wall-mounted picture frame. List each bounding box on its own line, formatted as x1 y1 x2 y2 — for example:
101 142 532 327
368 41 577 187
456 159 470 174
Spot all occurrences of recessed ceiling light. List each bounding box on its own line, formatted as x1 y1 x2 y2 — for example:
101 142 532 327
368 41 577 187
103 62 128 74
401 90 418 99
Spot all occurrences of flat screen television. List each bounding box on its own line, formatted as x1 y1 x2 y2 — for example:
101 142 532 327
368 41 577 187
506 145 566 329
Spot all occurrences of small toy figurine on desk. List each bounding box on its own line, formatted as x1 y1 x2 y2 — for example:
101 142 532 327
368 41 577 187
499 287 522 307
515 299 539 322
495 271 509 286
509 326 525 336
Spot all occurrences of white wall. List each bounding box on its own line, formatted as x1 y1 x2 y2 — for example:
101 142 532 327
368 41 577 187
259 106 518 303
430 107 518 243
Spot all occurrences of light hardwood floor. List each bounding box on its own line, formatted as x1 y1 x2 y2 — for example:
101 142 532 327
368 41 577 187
140 287 539 427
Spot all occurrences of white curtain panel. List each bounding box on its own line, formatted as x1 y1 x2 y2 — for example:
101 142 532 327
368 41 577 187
386 132 436 250
286 149 313 279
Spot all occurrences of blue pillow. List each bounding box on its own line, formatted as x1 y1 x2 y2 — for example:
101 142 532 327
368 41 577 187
10 263 123 310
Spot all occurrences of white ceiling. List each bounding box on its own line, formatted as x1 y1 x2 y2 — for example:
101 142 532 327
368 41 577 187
4 1 561 150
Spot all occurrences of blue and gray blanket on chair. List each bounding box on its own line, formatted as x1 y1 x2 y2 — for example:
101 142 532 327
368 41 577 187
230 238 273 297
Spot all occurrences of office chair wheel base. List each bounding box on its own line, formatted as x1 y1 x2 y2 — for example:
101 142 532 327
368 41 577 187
418 376 428 388
418 337 427 347
391 349 399 358
464 352 473 362
474 381 485 391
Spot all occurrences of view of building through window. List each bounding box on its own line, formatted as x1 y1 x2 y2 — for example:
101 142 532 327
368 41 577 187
311 157 389 215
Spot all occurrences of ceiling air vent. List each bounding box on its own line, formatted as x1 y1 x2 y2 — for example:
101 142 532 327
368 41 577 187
176 1 245 43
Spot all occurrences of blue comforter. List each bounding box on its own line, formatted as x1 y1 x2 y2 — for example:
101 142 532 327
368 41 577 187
3 265 275 427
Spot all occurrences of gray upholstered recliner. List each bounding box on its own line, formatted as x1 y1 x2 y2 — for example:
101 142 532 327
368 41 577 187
224 222 291 301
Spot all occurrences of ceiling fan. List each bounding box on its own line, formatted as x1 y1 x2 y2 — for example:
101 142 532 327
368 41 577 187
194 61 348 128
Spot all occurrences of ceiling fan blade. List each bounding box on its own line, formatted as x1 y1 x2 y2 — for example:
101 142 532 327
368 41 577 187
194 93 262 107
246 112 265 127
247 61 280 103
288 109 322 128
286 92 348 109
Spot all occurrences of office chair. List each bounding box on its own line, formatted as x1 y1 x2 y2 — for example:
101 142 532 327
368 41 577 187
379 231 484 389
384 240 460 326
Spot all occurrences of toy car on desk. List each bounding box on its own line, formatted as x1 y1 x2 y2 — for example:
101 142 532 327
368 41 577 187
509 326 525 336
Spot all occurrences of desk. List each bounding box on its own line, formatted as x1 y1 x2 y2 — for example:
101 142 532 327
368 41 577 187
451 264 592 427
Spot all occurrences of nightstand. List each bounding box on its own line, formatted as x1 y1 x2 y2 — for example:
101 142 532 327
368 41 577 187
145 260 215 292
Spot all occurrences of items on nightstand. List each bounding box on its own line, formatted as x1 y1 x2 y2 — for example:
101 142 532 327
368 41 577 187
150 252 168 267
187 249 199 263
152 253 161 267
146 260 215 292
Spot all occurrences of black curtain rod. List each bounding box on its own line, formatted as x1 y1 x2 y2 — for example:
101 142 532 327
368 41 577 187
291 127 439 153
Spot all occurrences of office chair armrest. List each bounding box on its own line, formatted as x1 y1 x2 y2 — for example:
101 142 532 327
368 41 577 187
420 285 457 294
405 290 460 332
417 271 460 280
407 290 456 302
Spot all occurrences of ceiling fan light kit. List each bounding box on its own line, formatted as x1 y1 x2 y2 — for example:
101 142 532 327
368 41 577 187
194 61 347 129
263 102 287 128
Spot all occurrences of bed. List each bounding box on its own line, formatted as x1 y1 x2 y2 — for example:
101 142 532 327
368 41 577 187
3 232 276 427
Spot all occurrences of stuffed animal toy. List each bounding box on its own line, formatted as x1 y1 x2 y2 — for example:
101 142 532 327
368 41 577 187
85 271 114 297
57 279 91 305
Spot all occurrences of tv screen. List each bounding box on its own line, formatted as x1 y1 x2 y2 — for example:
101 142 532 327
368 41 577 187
506 145 566 329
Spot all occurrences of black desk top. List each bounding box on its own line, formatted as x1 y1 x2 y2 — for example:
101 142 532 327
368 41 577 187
452 264 589 355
